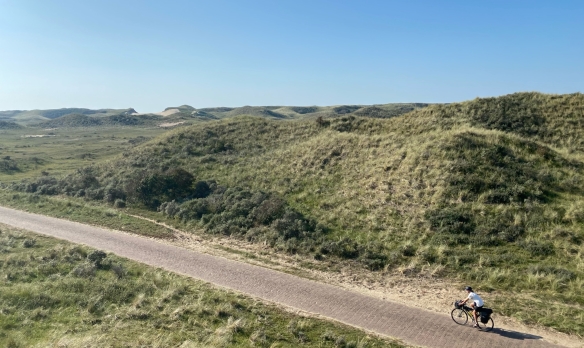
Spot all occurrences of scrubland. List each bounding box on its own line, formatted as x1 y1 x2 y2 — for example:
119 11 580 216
1 92 583 336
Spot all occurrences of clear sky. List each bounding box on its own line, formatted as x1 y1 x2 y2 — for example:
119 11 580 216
0 0 582 112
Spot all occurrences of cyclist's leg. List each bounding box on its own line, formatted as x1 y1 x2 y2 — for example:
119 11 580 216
470 303 478 325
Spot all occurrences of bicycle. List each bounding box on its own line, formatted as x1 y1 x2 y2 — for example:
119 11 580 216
451 301 494 332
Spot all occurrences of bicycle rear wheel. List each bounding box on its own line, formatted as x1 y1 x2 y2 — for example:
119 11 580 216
451 308 468 325
477 317 494 332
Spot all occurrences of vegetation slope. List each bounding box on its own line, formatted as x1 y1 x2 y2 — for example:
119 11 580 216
38 113 163 128
9 92 584 335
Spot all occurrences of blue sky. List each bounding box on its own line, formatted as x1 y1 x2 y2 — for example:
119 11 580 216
0 0 582 112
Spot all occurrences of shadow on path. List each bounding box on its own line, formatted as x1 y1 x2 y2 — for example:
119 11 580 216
488 328 543 341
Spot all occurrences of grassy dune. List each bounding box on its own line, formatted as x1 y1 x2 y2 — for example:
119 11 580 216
3 92 584 335
0 226 404 348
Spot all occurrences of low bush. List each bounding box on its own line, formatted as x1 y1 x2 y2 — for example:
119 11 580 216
87 250 107 267
136 168 197 208
71 262 97 278
22 239 36 248
170 186 328 254
0 158 19 173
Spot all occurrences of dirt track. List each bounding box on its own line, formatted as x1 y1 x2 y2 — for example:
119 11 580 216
0 206 568 348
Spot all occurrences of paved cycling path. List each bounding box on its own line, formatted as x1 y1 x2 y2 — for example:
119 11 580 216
0 206 566 348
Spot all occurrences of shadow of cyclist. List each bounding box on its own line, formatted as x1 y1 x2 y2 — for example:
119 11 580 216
487 328 543 341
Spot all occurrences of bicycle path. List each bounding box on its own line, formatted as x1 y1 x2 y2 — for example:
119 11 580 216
0 206 567 348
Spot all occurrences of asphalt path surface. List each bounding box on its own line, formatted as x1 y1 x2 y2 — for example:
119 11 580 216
0 206 566 348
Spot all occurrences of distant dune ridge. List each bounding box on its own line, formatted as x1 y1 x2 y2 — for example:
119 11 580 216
0 108 137 124
0 102 430 127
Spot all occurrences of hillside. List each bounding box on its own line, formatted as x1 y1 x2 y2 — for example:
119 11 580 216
0 108 137 124
10 92 584 335
38 113 164 128
164 105 195 113
39 114 103 127
0 120 22 129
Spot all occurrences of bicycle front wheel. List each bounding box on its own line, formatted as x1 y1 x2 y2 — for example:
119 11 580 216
477 317 494 332
451 308 469 325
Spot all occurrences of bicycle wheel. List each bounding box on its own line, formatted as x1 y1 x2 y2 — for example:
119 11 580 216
451 308 469 325
477 317 494 332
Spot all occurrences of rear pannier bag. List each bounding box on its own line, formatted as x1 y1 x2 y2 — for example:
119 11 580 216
480 308 493 323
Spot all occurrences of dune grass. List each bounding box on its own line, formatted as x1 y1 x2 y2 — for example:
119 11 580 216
2 92 583 336
0 225 405 348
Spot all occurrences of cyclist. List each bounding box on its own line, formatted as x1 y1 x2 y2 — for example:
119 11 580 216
459 286 484 328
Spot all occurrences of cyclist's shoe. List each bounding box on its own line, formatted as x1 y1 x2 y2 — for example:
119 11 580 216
473 324 480 329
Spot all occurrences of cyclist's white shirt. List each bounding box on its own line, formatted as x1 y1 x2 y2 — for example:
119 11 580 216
466 292 484 307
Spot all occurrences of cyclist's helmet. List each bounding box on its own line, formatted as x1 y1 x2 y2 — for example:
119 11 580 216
464 286 473 292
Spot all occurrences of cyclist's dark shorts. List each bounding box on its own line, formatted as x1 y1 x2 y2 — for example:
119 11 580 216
474 306 484 312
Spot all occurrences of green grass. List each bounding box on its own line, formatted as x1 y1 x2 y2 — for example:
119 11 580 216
0 126 170 182
0 190 173 238
0 226 405 348
2 92 584 336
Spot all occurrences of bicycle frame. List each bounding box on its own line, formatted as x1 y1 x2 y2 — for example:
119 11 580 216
452 302 494 332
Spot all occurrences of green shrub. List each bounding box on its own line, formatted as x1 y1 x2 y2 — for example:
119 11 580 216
0 158 19 173
87 250 107 268
71 262 97 278
137 168 195 208
22 239 36 248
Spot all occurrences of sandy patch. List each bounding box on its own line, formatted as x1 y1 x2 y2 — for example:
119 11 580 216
156 108 180 117
158 121 185 128
22 135 56 138
131 109 181 117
